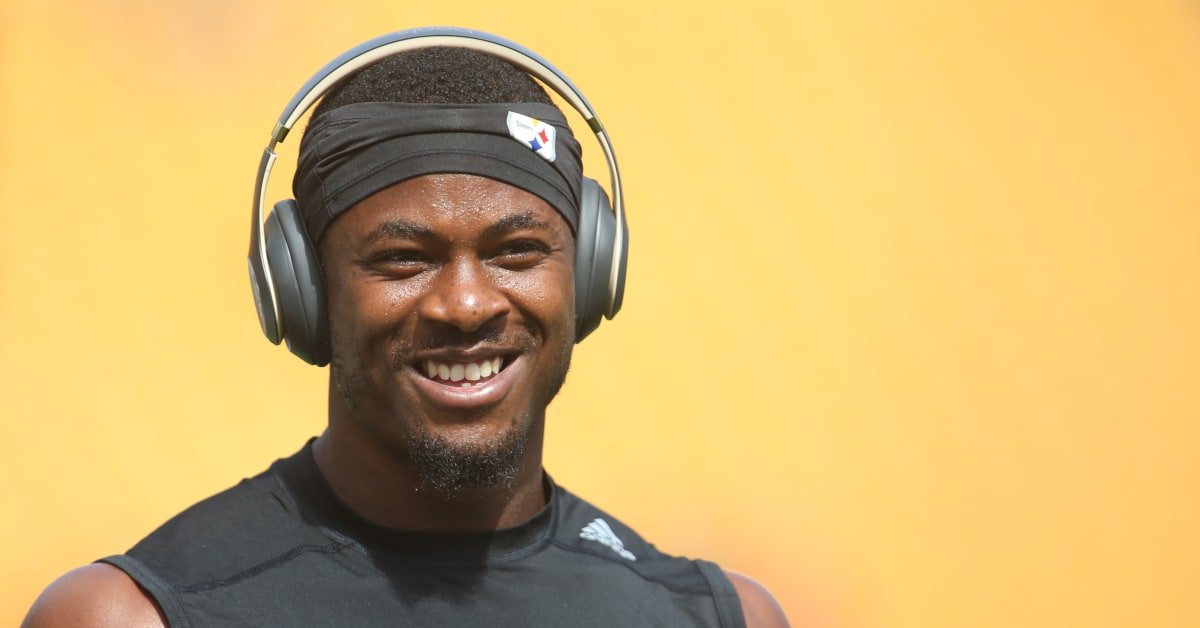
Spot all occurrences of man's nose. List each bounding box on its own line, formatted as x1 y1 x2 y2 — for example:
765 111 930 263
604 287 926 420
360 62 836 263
417 257 510 333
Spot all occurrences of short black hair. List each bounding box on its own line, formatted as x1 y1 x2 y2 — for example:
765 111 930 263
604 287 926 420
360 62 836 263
311 47 554 122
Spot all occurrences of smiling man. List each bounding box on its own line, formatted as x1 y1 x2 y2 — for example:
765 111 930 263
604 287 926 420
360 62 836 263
24 30 789 627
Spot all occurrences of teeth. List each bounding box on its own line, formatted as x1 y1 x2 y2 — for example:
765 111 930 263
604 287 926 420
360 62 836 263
422 357 505 384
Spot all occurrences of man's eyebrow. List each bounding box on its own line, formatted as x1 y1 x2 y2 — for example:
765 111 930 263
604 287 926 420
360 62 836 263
482 212 553 240
362 220 439 245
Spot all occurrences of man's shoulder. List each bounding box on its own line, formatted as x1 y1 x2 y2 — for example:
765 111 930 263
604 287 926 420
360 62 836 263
549 483 669 563
724 570 792 628
21 452 312 627
549 484 730 588
129 463 289 554
110 447 327 588
21 564 165 628
552 485 792 628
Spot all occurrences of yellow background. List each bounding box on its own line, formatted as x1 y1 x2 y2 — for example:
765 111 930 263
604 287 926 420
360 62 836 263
3 1 1199 626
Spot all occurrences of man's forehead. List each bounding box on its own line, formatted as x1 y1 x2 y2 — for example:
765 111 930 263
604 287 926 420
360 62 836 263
359 212 556 246
341 174 570 240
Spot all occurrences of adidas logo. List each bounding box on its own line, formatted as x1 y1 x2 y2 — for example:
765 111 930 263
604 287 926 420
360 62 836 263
579 518 637 561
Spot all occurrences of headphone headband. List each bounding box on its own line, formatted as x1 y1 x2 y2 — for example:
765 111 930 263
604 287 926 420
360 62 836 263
249 27 627 354
274 28 602 141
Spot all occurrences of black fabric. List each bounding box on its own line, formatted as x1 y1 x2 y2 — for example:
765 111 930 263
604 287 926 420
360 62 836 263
293 102 583 242
100 442 745 627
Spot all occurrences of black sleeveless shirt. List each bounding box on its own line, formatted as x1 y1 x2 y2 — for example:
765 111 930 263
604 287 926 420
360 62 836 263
102 443 745 627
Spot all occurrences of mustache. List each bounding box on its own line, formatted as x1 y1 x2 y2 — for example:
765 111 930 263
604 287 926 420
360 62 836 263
390 326 538 363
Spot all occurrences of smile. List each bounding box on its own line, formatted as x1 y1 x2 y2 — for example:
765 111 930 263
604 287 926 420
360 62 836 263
422 356 506 387
409 353 520 411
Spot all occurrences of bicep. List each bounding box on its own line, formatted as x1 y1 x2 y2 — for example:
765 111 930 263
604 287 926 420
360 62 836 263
22 563 166 628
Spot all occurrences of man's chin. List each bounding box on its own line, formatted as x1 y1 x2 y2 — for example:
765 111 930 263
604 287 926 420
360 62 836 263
407 423 529 495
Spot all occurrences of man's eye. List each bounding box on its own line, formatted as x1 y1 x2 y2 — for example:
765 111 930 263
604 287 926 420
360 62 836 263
368 249 431 275
494 240 549 267
375 249 427 263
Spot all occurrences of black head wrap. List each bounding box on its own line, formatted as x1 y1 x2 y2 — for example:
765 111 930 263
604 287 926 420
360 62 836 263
293 102 583 242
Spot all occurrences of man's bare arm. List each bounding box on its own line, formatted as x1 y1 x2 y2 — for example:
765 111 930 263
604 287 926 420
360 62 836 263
725 569 791 628
22 563 166 628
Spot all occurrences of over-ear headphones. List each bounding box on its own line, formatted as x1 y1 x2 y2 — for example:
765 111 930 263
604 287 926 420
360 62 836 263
248 27 629 366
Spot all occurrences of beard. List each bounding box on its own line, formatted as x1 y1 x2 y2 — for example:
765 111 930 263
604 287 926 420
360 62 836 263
406 418 529 495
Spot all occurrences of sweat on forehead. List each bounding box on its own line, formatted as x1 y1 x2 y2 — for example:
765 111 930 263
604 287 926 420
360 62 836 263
292 102 583 243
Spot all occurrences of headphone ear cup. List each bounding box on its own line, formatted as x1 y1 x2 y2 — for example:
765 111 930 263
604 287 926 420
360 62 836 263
264 200 331 366
574 178 616 342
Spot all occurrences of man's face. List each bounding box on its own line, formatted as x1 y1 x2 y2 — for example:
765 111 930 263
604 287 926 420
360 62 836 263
319 173 576 491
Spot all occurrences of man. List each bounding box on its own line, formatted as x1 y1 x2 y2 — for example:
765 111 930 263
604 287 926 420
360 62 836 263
24 32 789 627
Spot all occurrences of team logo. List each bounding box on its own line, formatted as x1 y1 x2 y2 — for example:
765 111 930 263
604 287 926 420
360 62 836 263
507 111 557 162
